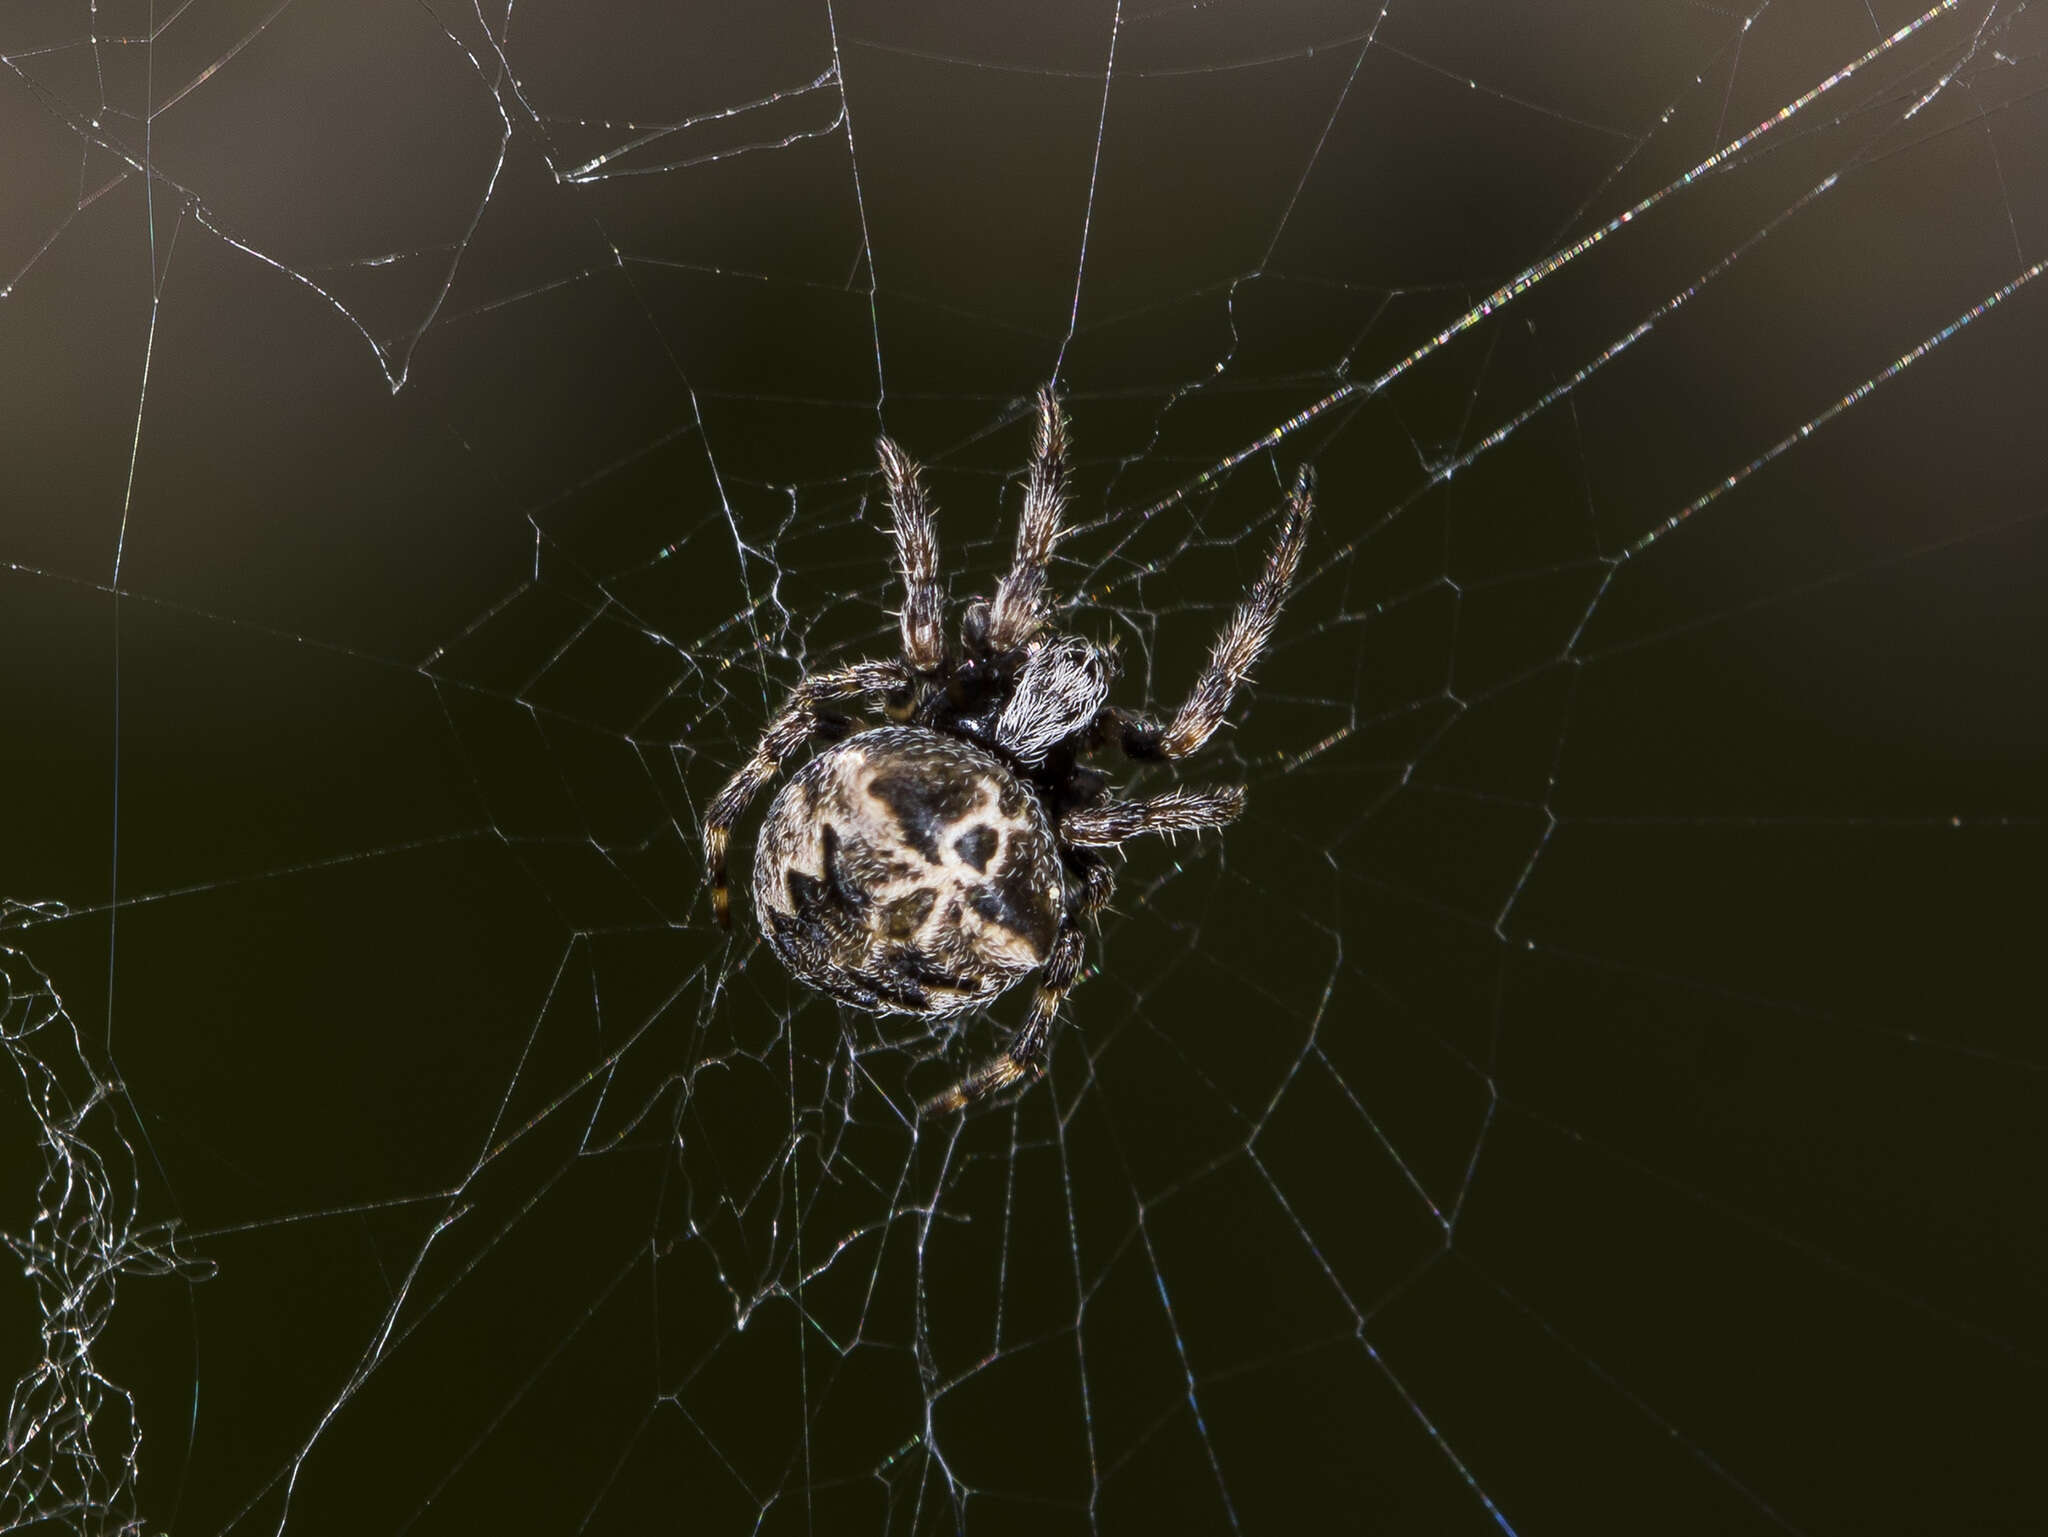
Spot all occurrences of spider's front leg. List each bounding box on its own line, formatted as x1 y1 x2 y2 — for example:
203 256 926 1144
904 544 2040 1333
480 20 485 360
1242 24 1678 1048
985 384 1071 652
703 658 910 927
877 437 948 675
1098 467 1314 763
921 850 1114 1118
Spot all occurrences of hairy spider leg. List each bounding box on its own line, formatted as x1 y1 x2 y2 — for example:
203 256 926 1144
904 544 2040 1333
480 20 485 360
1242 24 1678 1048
1101 467 1315 762
1070 847 1118 918
877 437 948 674
703 658 911 928
921 846 1117 1117
986 384 1071 653
1059 784 1248 846
924 470 1312 1115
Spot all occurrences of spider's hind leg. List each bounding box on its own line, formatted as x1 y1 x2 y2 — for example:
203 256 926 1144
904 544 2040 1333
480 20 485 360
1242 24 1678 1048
920 847 1113 1118
922 925 1086 1117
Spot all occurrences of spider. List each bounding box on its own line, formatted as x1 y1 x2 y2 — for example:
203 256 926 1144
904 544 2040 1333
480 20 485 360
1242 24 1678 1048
703 386 1313 1116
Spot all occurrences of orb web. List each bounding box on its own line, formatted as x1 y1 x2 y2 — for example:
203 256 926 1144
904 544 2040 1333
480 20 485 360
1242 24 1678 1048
1 2 2042 1532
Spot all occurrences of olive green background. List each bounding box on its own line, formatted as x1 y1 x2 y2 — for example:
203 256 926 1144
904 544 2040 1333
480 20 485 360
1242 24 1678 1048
2 1 2043 1532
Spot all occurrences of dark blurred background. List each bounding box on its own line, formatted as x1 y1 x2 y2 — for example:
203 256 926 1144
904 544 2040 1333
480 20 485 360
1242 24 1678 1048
1 1 2043 1532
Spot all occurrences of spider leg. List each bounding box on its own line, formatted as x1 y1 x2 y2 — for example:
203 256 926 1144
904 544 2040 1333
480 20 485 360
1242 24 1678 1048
703 658 910 928
986 384 1070 653
920 847 1113 1117
1069 846 1118 920
877 437 948 674
922 924 1086 1117
1099 467 1314 762
1059 785 1247 848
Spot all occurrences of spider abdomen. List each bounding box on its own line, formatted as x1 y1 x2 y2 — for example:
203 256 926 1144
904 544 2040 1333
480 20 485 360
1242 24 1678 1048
751 725 1064 1017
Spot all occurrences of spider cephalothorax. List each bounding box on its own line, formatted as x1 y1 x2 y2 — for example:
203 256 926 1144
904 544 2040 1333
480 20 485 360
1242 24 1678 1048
704 386 1313 1114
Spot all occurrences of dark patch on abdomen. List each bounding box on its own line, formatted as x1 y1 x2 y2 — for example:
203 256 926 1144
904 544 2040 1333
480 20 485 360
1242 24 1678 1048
819 824 865 910
882 887 936 939
788 825 868 921
969 854 1057 957
870 765 982 862
953 825 997 871
869 949 979 1011
786 868 827 914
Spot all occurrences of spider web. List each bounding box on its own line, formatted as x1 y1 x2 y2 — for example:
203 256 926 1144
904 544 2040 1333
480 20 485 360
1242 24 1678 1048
1 0 2043 1531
